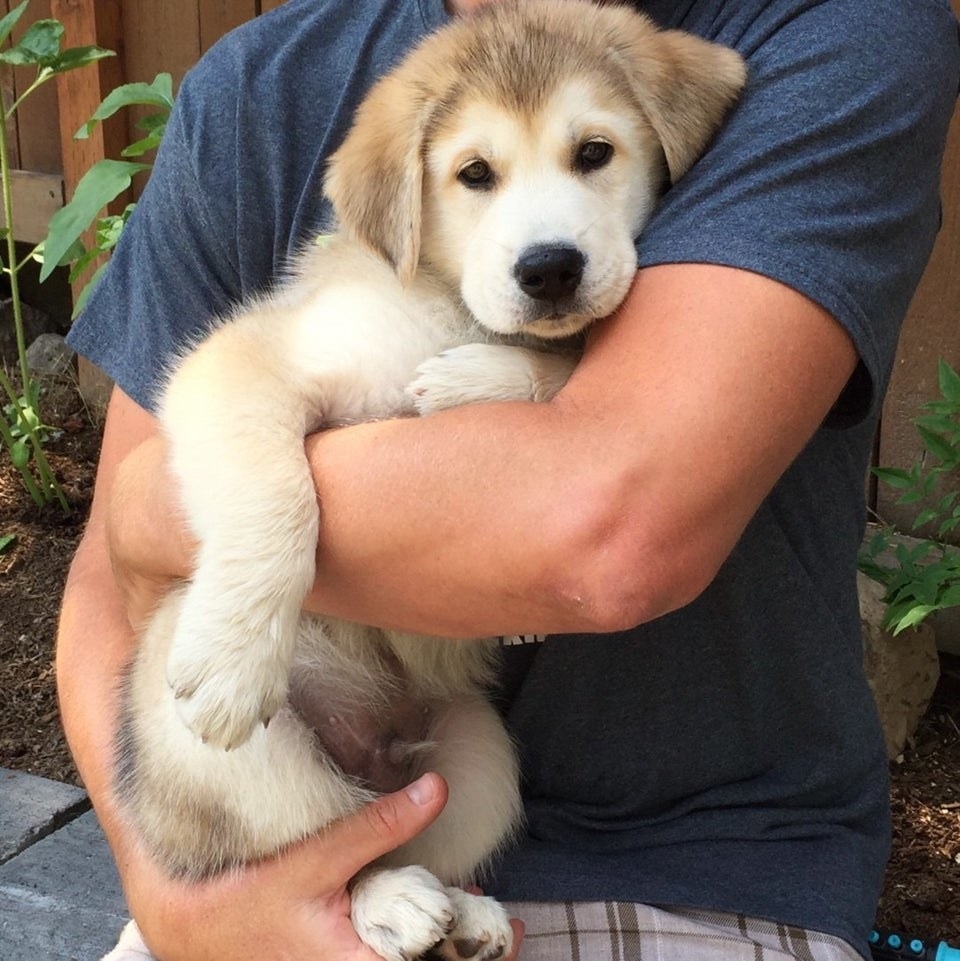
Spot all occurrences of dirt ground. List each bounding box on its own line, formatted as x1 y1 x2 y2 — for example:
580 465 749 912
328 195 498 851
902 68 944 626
1 371 958 944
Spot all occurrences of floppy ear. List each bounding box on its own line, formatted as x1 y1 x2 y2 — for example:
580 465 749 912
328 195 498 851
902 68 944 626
323 71 434 285
623 23 747 183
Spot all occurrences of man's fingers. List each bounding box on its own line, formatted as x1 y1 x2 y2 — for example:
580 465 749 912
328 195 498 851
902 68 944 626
506 919 525 961
314 772 449 881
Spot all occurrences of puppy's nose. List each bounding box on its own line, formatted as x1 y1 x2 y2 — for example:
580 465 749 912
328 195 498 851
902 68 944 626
514 244 585 302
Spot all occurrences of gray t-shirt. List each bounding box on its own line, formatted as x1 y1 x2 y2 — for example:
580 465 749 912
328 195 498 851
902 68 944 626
67 0 960 956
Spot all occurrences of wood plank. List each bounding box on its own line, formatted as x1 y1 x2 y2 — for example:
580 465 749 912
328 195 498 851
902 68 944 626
259 0 287 12
1 0 21 170
199 0 257 53
876 0 960 542
122 0 200 96
11 0 62 174
51 0 126 202
0 170 64 244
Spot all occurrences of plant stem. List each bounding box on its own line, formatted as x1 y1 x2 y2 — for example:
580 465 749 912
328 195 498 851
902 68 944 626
1 91 69 512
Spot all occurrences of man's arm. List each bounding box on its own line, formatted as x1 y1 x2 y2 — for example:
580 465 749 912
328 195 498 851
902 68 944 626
101 261 857 639
302 262 858 635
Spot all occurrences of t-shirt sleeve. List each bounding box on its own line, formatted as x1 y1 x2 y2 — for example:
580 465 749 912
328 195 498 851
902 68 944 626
66 68 249 412
636 0 959 427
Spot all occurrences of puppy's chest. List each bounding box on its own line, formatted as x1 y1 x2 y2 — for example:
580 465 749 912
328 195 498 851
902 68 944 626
289 283 490 428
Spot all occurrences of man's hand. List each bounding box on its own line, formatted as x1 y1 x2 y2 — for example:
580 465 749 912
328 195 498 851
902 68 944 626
109 772 522 960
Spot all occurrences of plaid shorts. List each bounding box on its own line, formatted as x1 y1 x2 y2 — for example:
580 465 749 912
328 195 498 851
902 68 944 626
503 902 864 961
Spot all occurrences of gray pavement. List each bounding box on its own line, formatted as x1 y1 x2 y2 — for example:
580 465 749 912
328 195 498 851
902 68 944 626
0 768 130 960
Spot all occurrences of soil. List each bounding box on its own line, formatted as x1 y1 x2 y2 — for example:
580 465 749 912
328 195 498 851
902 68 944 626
1 371 959 945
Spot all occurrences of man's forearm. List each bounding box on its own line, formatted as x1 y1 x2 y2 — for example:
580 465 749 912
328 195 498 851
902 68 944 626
303 263 859 639
303 393 664 637
56 532 133 816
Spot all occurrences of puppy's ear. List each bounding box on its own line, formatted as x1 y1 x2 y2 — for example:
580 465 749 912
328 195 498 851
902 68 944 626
624 22 747 183
324 71 433 285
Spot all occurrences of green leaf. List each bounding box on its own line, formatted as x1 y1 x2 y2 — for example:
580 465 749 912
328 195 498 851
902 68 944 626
0 18 63 66
891 604 938 635
938 517 960 539
872 467 914 490
39 159 150 282
9 436 30 470
121 131 164 158
940 584 960 607
939 358 960 404
70 261 108 318
44 43 114 76
0 1 29 49
75 73 174 139
917 425 956 463
912 508 939 530
0 532 16 554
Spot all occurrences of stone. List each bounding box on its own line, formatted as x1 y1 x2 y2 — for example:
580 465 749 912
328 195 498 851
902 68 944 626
0 809 128 961
25 332 75 376
0 768 88 865
860 572 941 760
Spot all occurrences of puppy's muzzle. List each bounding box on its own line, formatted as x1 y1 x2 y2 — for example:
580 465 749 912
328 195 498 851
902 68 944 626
514 244 585 302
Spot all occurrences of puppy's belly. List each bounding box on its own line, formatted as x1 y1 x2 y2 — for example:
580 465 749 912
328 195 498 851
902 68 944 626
288 674 434 794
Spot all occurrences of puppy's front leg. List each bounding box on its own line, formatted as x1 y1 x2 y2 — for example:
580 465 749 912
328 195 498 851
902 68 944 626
406 343 578 415
160 313 320 750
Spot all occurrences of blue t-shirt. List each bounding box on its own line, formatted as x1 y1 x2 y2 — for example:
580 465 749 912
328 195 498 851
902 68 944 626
67 1 960 957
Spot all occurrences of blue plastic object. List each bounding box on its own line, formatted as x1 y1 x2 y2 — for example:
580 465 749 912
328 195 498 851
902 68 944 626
869 929 960 961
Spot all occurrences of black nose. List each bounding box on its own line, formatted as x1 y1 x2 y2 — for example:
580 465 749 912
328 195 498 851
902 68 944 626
513 244 585 302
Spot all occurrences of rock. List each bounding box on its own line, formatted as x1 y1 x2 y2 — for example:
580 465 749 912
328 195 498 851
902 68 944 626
860 572 940 760
25 332 74 376
0 298 60 367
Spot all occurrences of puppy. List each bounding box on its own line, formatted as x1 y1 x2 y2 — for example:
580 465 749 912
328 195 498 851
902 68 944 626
109 3 745 960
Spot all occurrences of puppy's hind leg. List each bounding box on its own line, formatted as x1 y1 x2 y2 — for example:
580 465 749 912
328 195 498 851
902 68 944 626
99 922 155 961
385 697 522 961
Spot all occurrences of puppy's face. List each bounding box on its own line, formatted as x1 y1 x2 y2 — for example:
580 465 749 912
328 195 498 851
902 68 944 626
324 1 746 332
419 76 665 339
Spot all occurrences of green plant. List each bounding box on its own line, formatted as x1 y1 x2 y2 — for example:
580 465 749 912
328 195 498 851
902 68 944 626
859 358 960 634
40 72 173 315
0 0 112 509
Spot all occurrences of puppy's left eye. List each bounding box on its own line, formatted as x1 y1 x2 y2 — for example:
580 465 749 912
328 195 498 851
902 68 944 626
457 159 494 189
576 139 613 172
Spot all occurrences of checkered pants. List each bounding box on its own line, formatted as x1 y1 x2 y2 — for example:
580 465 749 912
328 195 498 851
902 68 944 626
503 902 864 961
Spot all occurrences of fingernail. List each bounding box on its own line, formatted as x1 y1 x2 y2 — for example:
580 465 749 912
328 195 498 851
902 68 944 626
405 774 435 806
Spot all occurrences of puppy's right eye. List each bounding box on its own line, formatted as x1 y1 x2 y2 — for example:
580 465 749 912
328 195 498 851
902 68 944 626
457 159 494 189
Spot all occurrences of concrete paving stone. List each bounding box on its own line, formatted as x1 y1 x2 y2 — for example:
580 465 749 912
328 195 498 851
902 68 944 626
0 768 89 864
0 809 129 961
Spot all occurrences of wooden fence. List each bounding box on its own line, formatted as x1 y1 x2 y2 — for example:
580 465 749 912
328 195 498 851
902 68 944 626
3 0 957 524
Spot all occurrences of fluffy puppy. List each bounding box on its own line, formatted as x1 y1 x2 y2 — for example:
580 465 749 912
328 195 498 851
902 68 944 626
108 3 745 960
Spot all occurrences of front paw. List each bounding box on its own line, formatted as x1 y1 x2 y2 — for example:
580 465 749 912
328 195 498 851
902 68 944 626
405 344 540 415
165 596 293 750
352 866 455 961
430 889 512 961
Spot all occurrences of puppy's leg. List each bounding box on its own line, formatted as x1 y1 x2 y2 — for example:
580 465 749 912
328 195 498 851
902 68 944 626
380 697 521 961
99 921 155 961
351 865 456 961
160 317 320 749
406 342 578 414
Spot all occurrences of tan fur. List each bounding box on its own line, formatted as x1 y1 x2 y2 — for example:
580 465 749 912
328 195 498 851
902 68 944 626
110 4 744 960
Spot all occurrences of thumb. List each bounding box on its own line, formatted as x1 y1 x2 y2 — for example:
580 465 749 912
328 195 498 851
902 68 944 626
320 772 449 880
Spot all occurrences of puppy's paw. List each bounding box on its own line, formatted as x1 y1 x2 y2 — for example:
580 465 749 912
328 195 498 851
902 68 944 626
407 343 571 415
352 866 455 961
430 889 513 961
165 596 293 750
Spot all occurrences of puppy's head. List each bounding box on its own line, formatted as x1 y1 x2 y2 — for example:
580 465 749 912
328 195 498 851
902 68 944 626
324 0 746 335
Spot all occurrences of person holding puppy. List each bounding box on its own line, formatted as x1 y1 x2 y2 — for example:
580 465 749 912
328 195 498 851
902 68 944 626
57 0 959 959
